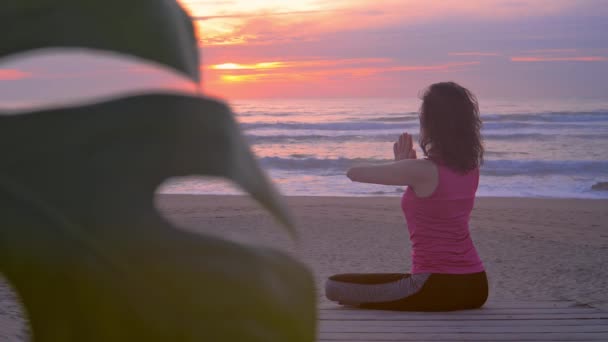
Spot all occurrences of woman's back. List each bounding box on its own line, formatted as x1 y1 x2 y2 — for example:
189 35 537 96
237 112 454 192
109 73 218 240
402 162 484 274
327 82 488 311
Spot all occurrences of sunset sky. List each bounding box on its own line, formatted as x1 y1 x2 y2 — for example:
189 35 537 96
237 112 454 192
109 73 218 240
1 0 607 107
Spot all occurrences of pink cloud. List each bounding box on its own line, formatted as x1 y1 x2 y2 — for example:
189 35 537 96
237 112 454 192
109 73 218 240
449 52 501 57
0 69 31 81
524 49 578 54
511 56 608 62
388 61 480 72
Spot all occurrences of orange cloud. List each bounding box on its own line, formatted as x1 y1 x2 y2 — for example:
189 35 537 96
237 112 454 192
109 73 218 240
208 58 391 71
207 59 479 85
211 62 285 70
0 69 31 81
202 61 482 99
181 0 343 47
181 0 583 47
511 56 608 62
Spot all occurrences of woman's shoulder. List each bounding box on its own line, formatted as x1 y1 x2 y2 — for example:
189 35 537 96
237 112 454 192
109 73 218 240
428 157 479 176
401 158 439 180
405 158 439 197
419 157 441 173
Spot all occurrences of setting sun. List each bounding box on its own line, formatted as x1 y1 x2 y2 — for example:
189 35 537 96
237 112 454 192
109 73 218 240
211 62 285 70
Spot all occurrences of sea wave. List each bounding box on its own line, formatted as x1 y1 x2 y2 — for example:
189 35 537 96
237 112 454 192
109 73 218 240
247 134 399 144
246 132 608 144
357 113 418 122
241 121 407 131
242 118 607 132
239 110 608 124
483 132 608 141
363 111 608 123
482 111 608 123
482 160 608 177
591 182 608 191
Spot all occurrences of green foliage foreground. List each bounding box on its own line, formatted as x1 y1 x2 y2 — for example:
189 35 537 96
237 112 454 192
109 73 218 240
0 1 316 341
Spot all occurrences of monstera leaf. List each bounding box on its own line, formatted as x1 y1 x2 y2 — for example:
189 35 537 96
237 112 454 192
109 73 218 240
0 94 315 341
0 1 316 340
0 0 200 81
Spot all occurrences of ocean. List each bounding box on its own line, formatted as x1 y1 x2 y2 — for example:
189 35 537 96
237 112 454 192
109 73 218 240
159 97 608 199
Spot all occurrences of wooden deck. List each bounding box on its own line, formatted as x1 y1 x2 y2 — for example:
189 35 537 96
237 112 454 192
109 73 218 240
318 301 608 341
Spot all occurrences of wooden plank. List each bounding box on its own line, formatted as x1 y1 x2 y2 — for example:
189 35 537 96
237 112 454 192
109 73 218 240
317 301 608 341
319 301 587 310
319 313 608 320
319 340 608 342
317 318 608 327
318 324 608 333
320 340 608 342
317 332 608 341
320 308 601 315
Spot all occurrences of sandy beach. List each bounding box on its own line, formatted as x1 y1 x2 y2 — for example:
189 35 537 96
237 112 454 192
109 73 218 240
1 194 607 340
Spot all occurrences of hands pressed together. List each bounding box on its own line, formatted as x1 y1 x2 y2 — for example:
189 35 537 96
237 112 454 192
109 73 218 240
393 132 417 161
347 132 417 182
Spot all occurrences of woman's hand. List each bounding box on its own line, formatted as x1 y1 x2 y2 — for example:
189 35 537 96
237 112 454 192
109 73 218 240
347 132 417 183
393 133 417 161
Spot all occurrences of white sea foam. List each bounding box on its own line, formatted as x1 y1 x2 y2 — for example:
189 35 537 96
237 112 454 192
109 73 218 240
161 98 608 198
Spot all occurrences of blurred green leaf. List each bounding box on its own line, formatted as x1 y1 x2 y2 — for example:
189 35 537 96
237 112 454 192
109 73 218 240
0 94 294 233
0 94 314 341
0 0 200 81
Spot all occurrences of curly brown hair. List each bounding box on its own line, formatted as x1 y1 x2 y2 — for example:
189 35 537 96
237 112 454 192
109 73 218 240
419 82 484 173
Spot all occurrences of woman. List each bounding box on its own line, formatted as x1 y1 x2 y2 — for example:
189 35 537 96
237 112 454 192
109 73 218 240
325 82 488 311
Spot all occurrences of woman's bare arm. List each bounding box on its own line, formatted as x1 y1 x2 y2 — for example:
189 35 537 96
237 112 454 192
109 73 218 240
346 159 435 186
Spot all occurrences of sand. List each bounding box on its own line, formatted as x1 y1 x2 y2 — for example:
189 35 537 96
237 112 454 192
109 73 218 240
1 195 607 340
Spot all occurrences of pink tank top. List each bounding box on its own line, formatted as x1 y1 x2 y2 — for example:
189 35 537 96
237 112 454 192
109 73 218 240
401 162 484 274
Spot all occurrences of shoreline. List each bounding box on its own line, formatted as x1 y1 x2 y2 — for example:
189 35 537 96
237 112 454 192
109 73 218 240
158 193 608 201
159 193 608 200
